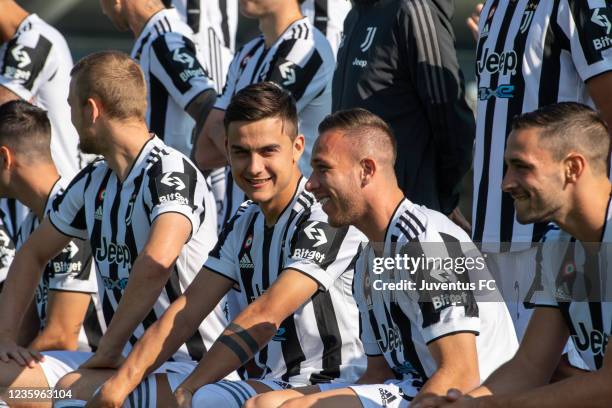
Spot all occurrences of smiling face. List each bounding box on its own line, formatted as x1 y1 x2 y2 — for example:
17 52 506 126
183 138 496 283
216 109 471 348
502 128 566 224
227 116 303 212
306 129 365 227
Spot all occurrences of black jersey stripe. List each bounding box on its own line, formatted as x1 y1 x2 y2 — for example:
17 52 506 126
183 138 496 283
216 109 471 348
310 287 342 382
313 0 328 35
149 74 169 142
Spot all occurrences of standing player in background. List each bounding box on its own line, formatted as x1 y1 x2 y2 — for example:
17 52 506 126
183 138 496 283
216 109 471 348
300 0 352 56
194 0 335 227
331 0 475 228
417 103 612 408
0 101 103 360
0 0 85 284
468 0 612 341
100 0 218 158
0 52 227 408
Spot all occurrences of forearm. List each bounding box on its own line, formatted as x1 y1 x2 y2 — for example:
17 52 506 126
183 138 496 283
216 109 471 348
0 250 47 336
413 366 479 404
29 326 79 351
491 369 611 407
103 295 203 397
194 110 227 171
179 306 278 391
96 257 170 353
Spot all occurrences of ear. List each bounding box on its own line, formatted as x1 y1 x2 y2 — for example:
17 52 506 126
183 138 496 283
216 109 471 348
0 146 13 171
360 157 376 187
86 97 102 124
292 134 305 163
564 153 586 183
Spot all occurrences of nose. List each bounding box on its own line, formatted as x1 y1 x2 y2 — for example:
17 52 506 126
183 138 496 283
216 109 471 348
246 153 265 175
306 172 320 192
501 168 516 193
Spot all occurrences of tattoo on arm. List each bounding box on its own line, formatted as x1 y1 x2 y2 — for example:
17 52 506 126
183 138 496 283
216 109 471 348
226 322 260 355
218 335 250 365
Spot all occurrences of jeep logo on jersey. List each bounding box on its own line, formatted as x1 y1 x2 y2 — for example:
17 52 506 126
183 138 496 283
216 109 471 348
360 27 377 52
573 322 609 356
477 48 518 76
378 323 403 353
95 237 131 269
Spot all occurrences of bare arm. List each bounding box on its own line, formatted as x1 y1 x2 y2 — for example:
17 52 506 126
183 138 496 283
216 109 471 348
0 218 70 366
29 290 92 351
0 85 21 105
177 269 320 394
587 71 612 135
411 332 481 406
185 88 217 143
81 212 193 367
356 355 397 385
89 267 234 406
193 108 228 171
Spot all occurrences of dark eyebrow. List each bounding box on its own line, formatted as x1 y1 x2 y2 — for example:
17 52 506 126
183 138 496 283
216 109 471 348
230 144 282 152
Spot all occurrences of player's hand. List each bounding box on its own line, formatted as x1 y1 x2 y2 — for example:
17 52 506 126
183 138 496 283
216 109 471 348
175 386 194 408
79 349 125 370
412 389 473 408
0 336 44 367
448 207 472 236
466 3 484 42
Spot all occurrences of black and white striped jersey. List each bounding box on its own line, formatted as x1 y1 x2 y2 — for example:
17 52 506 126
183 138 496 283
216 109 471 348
354 198 517 382
131 8 216 157
472 0 612 248
166 0 235 93
217 17 335 225
206 177 366 385
0 13 83 178
0 205 18 285
533 197 612 371
48 136 226 362
16 177 104 352
300 0 353 55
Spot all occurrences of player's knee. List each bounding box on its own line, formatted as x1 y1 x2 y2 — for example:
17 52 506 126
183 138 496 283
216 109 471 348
245 391 290 408
54 372 87 399
243 394 262 408
192 383 244 408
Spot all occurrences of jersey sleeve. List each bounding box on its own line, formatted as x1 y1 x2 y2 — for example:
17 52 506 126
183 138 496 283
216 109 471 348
284 207 365 291
0 30 54 101
531 229 570 308
149 32 216 110
48 166 92 240
402 227 481 344
560 0 612 82
204 212 241 285
48 239 97 294
144 154 208 237
264 37 334 113
213 43 245 111
399 1 475 214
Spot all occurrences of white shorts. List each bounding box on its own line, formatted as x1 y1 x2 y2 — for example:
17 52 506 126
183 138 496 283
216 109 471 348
346 379 421 408
41 350 197 388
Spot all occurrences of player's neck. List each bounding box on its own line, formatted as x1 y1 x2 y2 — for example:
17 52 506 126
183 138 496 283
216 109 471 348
0 3 28 42
358 186 405 245
558 179 612 243
15 164 59 220
128 2 165 38
104 120 153 182
259 8 303 47
261 170 302 226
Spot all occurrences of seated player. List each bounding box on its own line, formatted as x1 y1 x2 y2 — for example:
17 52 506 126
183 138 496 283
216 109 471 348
246 108 518 408
79 82 367 408
0 51 227 408
415 103 612 407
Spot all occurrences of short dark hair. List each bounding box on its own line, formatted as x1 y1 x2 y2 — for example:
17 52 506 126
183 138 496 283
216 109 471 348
71 51 147 121
224 82 298 140
511 102 610 174
318 108 397 164
0 100 52 162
